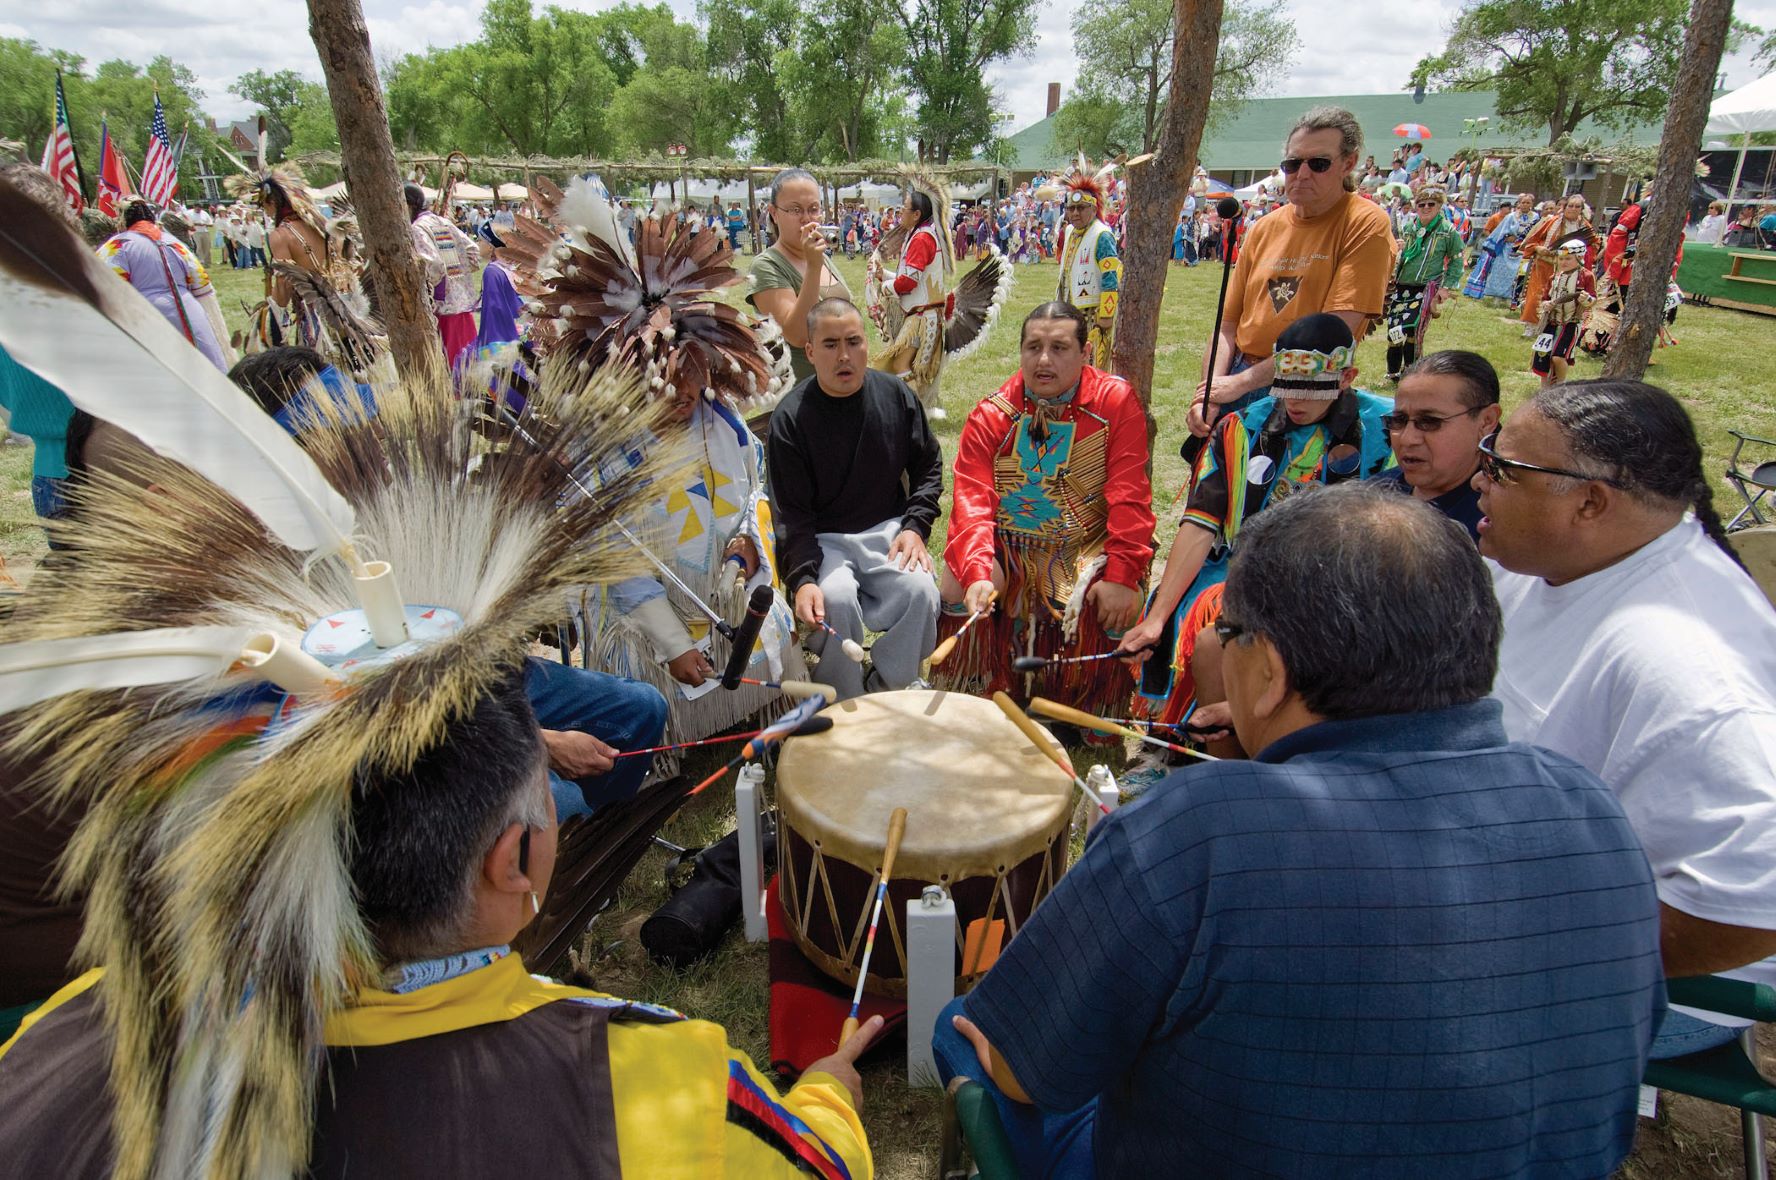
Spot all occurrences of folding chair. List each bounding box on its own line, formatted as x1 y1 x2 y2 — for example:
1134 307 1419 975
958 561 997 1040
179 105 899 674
1642 975 1776 1180
940 1077 1021 1180
1726 430 1776 532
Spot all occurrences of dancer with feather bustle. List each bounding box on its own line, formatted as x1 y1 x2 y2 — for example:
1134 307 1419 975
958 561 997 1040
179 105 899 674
865 166 1011 419
496 175 800 751
228 164 386 379
0 171 878 1178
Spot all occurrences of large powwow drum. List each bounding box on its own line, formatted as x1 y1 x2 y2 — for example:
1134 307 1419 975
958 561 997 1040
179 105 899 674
776 689 1073 997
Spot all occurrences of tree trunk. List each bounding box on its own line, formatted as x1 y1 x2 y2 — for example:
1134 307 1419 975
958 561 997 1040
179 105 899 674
307 0 440 383
1603 0 1730 380
1110 0 1226 423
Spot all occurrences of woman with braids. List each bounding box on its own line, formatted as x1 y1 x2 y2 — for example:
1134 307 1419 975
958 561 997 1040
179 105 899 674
1482 379 1776 1061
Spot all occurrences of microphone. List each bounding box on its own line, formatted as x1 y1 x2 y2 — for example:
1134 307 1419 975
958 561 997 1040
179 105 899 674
721 584 774 690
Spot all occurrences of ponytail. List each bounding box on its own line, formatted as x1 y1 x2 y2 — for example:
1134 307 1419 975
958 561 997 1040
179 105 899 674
1693 481 1748 572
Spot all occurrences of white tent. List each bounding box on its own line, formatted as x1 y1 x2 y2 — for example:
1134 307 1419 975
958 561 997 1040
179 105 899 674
1706 73 1776 208
452 182 496 202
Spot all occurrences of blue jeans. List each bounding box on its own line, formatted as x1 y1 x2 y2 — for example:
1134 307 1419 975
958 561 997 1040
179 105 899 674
1217 352 1269 419
1648 1007 1742 1059
31 475 71 550
523 658 668 821
931 996 1097 1179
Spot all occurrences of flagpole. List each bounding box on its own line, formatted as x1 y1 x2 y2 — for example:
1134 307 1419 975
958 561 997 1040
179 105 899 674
64 72 90 205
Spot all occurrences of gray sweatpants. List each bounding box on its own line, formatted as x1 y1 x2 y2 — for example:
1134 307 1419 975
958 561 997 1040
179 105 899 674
811 518 940 699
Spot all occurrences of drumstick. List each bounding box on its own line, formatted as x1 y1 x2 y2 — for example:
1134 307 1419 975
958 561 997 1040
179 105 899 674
928 591 996 667
686 691 829 796
1028 697 1218 762
840 807 909 1046
991 691 1110 815
612 714 834 758
734 677 827 698
814 621 867 663
1011 646 1152 673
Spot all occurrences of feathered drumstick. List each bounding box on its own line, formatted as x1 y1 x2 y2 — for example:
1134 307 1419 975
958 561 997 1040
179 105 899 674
734 677 828 698
991 691 1110 815
1011 647 1150 673
611 713 833 759
840 806 909 1046
1028 698 1218 763
928 591 995 667
685 690 830 797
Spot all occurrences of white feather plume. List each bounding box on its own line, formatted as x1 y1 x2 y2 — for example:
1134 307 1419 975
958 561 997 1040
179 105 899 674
0 191 358 559
0 626 253 714
558 175 638 273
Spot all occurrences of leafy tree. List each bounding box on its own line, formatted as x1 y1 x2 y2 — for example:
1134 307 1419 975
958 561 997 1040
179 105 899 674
701 0 800 160
896 0 1039 162
1410 0 1752 145
784 0 910 160
230 68 308 160
1055 0 1297 156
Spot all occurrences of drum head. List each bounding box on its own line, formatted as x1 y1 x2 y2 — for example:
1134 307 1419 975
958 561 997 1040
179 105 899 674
776 689 1074 881
1731 526 1776 608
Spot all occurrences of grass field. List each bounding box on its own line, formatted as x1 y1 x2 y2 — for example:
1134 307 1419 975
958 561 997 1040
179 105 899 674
6 248 1776 1176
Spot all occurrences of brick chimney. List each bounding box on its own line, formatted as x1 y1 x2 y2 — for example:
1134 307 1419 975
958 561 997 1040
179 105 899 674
1047 83 1061 118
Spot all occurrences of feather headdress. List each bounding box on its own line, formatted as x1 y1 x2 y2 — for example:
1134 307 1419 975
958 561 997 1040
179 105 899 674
497 175 792 414
0 175 681 1180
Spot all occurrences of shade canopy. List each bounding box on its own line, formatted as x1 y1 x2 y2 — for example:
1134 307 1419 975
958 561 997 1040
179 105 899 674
1708 73 1776 135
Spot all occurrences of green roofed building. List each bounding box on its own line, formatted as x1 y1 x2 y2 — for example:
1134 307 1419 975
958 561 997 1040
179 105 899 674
1002 90 1663 191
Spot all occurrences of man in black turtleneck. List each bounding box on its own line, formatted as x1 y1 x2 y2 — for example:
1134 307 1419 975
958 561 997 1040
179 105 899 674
766 297 943 698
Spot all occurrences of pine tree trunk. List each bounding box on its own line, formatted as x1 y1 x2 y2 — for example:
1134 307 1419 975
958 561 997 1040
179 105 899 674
1603 0 1731 380
1110 0 1227 428
306 0 442 383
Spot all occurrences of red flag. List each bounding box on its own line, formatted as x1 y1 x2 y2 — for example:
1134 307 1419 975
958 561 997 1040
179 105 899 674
140 91 179 206
39 71 84 214
97 116 132 218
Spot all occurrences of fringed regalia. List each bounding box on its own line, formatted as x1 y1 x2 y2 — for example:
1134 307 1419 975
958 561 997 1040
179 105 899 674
937 365 1154 715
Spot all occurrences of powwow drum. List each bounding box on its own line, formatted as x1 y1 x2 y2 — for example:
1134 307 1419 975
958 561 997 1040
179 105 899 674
775 689 1074 998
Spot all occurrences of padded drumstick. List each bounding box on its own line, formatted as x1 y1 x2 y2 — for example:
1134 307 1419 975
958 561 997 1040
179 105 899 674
991 691 1110 815
928 591 996 667
735 677 828 699
841 806 909 1047
1011 646 1152 674
612 714 834 758
1028 697 1218 762
815 621 867 663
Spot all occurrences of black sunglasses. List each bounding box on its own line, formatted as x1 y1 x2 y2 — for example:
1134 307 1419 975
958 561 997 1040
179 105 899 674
1475 433 1628 489
1279 156 1335 175
1381 406 1480 434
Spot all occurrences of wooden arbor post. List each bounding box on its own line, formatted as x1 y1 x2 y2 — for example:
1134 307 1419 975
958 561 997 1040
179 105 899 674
1605 0 1733 379
1110 0 1226 422
306 0 440 382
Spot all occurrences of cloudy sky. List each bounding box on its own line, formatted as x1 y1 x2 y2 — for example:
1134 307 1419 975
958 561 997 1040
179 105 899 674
4 0 1774 133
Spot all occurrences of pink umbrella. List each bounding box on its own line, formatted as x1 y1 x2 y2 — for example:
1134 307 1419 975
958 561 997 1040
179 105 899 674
1394 123 1433 141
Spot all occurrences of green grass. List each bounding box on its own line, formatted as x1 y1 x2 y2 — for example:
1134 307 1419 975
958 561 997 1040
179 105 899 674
12 250 1776 1177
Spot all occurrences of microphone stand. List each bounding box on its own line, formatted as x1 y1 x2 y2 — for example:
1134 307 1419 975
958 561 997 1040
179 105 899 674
1181 197 1244 464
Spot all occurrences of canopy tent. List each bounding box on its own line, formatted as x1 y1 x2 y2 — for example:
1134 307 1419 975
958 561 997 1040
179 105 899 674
451 182 496 201
1707 73 1776 209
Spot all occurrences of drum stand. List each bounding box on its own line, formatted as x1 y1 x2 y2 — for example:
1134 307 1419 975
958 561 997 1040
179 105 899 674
734 762 769 943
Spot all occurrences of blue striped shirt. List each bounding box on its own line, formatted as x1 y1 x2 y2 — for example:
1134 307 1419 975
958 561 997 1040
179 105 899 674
966 700 1664 1177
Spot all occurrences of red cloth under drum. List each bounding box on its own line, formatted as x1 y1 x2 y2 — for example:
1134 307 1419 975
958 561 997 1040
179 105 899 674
766 877 906 1078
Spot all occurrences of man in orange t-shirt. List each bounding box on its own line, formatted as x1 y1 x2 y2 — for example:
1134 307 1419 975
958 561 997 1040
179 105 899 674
1189 106 1395 437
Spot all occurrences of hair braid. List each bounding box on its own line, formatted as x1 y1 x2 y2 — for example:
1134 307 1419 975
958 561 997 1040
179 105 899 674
1692 480 1748 570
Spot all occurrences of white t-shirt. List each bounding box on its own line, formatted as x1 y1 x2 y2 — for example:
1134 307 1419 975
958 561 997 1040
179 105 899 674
1491 519 1776 999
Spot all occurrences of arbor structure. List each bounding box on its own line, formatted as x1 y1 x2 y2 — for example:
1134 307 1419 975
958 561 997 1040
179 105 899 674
1604 0 1734 379
1111 0 1225 417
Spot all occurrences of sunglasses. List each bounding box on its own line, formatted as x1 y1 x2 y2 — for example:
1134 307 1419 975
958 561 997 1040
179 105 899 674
1415 200 1441 208
1475 433 1628 489
1381 406 1480 434
1279 156 1335 175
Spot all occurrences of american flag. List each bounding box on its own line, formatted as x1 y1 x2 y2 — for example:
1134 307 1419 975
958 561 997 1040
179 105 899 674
140 92 179 206
39 71 85 213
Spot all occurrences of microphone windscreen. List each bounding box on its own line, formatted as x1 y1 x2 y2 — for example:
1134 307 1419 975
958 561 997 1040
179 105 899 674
1216 196 1242 220
720 584 774 690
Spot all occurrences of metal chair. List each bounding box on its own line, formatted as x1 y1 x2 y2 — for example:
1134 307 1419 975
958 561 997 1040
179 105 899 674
1642 975 1776 1179
1726 430 1776 532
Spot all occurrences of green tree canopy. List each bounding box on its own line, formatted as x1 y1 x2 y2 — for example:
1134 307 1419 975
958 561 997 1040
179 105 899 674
1411 0 1756 145
897 0 1039 162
